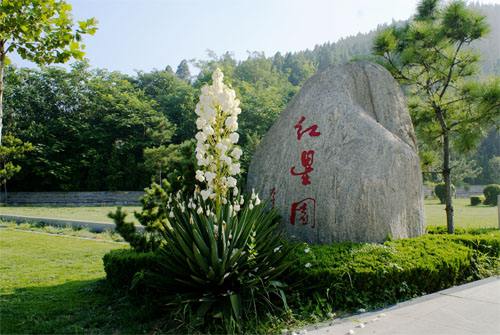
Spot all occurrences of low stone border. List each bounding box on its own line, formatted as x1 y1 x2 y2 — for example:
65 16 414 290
0 191 143 206
0 214 144 232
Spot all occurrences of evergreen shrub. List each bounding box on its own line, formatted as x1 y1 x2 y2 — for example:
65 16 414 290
483 184 500 205
434 183 455 204
470 196 482 206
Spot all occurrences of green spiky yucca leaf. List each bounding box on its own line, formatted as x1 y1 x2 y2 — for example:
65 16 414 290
137 192 295 332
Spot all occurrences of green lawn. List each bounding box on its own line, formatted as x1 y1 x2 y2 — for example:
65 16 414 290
424 198 497 229
0 199 496 229
0 228 156 334
0 205 140 223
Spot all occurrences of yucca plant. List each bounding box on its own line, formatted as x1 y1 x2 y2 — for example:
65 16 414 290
109 68 296 333
140 191 294 332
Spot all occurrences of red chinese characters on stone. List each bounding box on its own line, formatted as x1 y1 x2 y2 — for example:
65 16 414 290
270 187 276 207
290 198 316 228
294 116 321 140
289 116 319 229
290 150 315 185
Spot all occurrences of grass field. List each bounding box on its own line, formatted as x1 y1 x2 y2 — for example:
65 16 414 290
0 228 158 334
424 198 497 228
0 198 497 228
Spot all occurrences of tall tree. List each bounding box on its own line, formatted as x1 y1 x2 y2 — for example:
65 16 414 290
175 59 191 81
281 52 316 86
134 69 197 143
374 0 500 233
0 0 97 145
165 65 174 74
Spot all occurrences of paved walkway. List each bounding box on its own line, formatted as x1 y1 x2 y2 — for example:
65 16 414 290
304 276 500 335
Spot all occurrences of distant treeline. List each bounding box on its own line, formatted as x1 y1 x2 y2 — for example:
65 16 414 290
4 4 499 191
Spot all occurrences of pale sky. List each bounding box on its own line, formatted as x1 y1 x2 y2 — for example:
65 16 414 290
11 0 500 74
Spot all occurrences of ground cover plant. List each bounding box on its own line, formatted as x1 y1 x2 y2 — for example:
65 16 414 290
286 229 499 311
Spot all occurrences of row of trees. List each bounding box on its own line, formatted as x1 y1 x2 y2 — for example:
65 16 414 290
0 0 96 192
3 53 301 191
5 64 176 190
4 51 498 193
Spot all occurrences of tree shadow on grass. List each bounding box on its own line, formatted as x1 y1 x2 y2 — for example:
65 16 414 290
0 279 164 334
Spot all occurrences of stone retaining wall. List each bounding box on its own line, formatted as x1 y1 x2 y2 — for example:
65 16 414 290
0 186 489 205
0 214 144 232
0 191 143 206
423 185 487 198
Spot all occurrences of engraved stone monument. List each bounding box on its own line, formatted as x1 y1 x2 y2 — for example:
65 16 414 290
247 61 425 243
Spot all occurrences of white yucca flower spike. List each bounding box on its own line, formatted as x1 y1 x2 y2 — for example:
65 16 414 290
194 68 242 206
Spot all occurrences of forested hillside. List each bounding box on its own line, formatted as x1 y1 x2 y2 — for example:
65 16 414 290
4 4 499 191
284 3 499 76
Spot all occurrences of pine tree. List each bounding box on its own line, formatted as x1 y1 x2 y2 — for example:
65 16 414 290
374 0 500 233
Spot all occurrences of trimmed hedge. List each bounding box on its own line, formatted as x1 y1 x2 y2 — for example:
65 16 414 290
447 231 500 257
427 226 500 254
102 249 162 289
483 184 500 205
285 231 500 310
103 230 500 310
434 183 455 204
470 196 482 206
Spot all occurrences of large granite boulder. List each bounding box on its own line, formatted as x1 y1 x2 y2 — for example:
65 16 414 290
247 61 425 243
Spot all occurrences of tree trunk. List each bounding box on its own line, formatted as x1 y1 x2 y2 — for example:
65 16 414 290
0 42 5 147
443 132 454 233
3 179 7 204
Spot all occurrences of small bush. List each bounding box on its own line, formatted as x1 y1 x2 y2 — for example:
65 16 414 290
434 183 455 204
470 196 482 206
103 249 161 289
109 182 171 252
483 184 500 205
